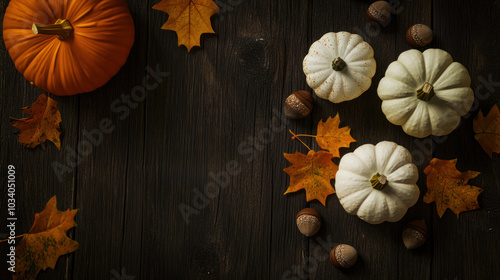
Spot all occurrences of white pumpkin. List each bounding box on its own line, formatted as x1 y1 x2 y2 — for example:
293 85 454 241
335 141 420 224
377 49 474 138
303 32 376 103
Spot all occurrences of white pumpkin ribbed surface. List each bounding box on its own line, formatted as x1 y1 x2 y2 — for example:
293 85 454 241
335 141 420 224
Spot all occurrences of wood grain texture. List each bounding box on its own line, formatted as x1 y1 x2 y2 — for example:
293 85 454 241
0 0 80 279
431 1 500 280
0 0 499 279
306 0 433 279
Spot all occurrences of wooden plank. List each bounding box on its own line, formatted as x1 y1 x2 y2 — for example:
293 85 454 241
0 0 80 279
264 1 312 279
112 1 151 278
393 1 433 279
307 0 433 279
141 2 222 278
71 0 149 279
432 0 500 279
140 0 311 278
308 0 397 279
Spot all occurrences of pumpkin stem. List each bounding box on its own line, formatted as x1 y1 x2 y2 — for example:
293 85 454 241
416 82 435 101
370 173 388 190
332 57 347 71
32 19 73 41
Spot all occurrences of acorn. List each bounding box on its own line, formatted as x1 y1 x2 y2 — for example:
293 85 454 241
402 219 428 250
329 244 358 269
366 1 391 26
284 90 313 119
406 24 433 48
296 208 321 237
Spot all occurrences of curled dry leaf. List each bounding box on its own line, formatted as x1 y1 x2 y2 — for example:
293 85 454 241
423 158 483 218
153 0 220 51
13 196 79 280
474 104 500 158
315 114 356 158
284 150 338 206
10 94 62 150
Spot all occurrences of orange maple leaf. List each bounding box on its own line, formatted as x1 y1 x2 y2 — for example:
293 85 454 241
13 196 79 280
474 104 500 158
316 114 356 157
10 94 62 150
423 158 483 218
153 0 220 51
284 150 338 206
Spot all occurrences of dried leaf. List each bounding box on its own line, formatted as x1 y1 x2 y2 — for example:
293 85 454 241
13 196 79 280
153 0 220 51
423 158 483 218
474 104 500 158
284 150 338 206
10 94 62 150
315 114 356 158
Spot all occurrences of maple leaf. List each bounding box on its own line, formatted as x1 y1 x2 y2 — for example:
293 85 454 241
10 94 62 150
474 104 500 158
423 158 483 218
315 114 356 158
13 196 79 280
290 114 356 158
153 0 220 51
283 150 338 206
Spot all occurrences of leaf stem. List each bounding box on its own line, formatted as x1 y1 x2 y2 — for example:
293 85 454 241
289 130 312 151
0 234 26 243
292 134 317 138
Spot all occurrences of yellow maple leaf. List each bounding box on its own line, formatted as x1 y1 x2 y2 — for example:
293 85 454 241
153 0 220 51
13 196 79 280
316 114 356 158
474 104 500 158
10 94 62 150
423 158 483 218
284 150 338 206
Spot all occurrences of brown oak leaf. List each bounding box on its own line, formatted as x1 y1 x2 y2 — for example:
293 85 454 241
315 114 356 158
153 0 220 51
13 196 79 280
10 94 62 150
284 150 338 206
423 158 483 218
474 104 500 158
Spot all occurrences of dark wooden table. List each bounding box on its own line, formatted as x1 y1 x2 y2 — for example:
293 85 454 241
1 0 500 279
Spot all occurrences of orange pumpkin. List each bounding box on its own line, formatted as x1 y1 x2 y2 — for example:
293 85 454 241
3 0 135 96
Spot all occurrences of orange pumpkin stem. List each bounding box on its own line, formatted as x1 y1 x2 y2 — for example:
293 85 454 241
32 19 73 41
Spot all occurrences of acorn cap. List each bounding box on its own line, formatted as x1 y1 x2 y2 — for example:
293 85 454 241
284 90 313 119
406 24 433 48
366 1 391 25
402 219 428 250
296 208 320 220
329 244 358 269
296 208 321 237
